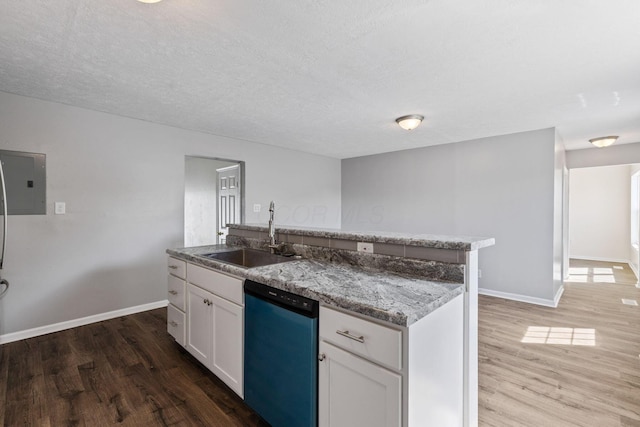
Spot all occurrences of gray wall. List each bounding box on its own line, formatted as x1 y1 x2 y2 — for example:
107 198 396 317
567 142 640 169
0 91 341 335
342 128 561 304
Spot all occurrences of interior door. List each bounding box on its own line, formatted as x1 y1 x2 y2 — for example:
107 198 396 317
217 164 241 244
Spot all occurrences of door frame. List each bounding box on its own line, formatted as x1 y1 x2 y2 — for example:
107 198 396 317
184 156 245 247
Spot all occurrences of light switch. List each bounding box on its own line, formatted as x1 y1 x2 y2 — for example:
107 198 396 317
253 204 261 213
54 202 66 215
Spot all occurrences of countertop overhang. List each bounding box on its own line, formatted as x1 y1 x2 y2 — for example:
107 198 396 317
233 224 495 251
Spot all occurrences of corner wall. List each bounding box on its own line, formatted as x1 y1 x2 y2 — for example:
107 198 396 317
0 91 341 337
342 128 560 305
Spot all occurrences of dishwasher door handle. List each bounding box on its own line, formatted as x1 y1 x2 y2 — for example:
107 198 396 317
336 329 365 343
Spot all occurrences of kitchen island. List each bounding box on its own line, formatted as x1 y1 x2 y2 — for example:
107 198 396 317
167 225 494 427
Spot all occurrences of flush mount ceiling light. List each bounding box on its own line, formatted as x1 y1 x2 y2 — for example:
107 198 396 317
395 115 424 131
589 136 618 148
137 0 162 3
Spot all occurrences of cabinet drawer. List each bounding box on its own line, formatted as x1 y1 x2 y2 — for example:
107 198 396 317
320 306 402 371
167 304 186 347
168 274 186 311
168 257 186 279
187 263 244 306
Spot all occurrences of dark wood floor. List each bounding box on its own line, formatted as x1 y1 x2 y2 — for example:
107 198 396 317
0 309 267 426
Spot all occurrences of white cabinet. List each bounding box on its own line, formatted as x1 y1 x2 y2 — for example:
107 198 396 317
319 340 401 427
186 283 213 366
210 293 243 395
167 257 187 347
183 264 244 398
319 295 464 427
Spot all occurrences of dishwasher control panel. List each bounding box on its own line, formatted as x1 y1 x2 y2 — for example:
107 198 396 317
245 279 319 317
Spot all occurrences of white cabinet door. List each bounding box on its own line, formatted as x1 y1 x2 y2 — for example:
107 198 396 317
186 283 213 367
319 341 402 427
210 293 244 398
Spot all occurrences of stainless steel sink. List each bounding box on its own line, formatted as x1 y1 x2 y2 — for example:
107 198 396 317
198 248 295 268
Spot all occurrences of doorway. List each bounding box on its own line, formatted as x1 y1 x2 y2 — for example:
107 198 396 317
567 164 640 285
184 156 244 247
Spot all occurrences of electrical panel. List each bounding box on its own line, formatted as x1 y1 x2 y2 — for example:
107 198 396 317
0 150 46 215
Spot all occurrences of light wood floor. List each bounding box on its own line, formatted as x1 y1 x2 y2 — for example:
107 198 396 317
479 259 640 427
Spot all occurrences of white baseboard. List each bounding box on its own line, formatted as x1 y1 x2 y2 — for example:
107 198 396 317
479 285 564 308
0 300 169 345
628 262 640 282
570 255 631 264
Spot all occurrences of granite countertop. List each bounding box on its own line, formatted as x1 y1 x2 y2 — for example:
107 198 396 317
232 223 495 251
167 245 465 327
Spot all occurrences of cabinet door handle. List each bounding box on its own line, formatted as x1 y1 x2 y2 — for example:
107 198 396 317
318 353 326 362
203 298 208 305
336 330 365 343
168 290 178 295
169 265 178 270
169 321 178 327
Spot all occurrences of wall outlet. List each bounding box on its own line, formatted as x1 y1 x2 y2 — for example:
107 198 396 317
357 242 374 253
253 204 261 213
54 202 66 215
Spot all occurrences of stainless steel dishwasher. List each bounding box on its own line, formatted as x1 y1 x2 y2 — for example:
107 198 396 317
244 279 319 427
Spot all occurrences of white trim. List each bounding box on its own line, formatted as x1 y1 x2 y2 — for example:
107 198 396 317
479 285 564 308
628 261 639 283
570 255 631 264
0 300 169 345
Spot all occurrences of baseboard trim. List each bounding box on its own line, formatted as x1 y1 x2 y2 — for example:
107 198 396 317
570 256 631 264
479 286 564 308
0 300 169 345
629 262 639 282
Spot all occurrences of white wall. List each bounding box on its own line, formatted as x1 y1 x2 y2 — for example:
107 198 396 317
569 165 631 262
629 165 640 278
0 91 341 336
342 128 561 305
553 131 567 297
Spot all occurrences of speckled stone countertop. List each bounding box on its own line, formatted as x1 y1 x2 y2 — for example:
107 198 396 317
167 245 464 327
232 224 495 251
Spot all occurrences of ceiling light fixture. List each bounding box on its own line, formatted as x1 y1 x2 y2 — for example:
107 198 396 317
395 115 424 131
589 136 618 148
137 0 162 3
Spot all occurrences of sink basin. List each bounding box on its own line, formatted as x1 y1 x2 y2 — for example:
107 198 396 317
198 248 295 269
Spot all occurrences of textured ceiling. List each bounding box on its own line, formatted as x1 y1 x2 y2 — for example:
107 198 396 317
1 0 639 159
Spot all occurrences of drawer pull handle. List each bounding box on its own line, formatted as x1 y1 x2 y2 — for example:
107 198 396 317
169 265 178 270
168 290 178 295
169 321 178 327
336 330 365 343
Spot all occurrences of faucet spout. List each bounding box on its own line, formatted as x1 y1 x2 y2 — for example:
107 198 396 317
268 201 277 253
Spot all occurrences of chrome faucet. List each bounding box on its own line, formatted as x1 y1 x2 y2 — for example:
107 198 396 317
268 201 278 253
